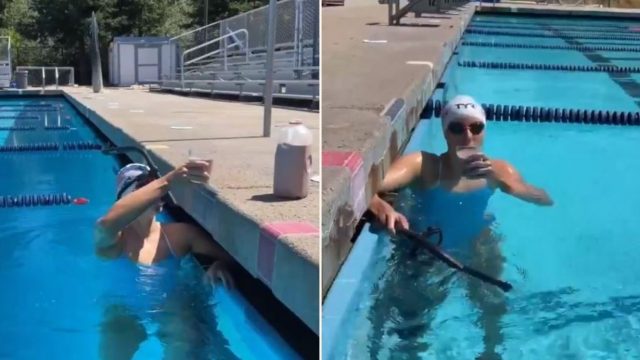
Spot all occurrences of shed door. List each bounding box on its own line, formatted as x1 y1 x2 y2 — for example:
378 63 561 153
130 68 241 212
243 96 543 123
118 44 135 86
136 46 160 83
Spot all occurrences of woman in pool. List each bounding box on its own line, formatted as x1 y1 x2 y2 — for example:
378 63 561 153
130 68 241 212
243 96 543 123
95 159 235 359
367 95 553 359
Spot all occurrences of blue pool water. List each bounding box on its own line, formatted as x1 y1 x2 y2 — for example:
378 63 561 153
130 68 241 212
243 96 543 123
0 96 299 359
330 14 640 359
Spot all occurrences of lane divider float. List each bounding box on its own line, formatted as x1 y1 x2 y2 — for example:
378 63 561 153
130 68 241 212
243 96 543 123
421 99 640 125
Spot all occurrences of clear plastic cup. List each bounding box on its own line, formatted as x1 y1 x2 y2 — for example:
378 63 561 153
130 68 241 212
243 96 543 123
456 145 481 161
188 149 213 182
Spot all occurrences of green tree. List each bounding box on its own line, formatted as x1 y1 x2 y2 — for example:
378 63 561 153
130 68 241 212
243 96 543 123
0 0 273 84
0 0 41 66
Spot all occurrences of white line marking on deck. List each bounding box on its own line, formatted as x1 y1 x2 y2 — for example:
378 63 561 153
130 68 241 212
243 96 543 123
406 61 434 68
145 144 170 150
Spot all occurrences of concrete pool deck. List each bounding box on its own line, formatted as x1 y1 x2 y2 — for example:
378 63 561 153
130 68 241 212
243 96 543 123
321 0 640 297
48 86 319 334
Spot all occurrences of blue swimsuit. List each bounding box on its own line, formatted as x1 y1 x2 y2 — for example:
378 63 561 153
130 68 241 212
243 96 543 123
105 227 184 316
398 155 495 254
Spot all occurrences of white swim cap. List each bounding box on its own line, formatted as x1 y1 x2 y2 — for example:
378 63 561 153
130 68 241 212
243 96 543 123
441 95 486 128
116 163 151 199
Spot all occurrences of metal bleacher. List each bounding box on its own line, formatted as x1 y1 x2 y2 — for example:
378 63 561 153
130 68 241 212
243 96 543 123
161 0 319 103
381 0 470 25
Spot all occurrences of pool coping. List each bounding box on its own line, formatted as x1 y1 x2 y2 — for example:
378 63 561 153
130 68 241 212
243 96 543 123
2 87 321 337
321 2 640 358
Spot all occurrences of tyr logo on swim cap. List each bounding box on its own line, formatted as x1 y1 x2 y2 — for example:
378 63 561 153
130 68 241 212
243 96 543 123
441 95 486 129
116 163 151 200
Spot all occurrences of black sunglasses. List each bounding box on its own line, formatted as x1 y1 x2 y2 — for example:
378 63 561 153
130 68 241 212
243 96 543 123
447 122 485 135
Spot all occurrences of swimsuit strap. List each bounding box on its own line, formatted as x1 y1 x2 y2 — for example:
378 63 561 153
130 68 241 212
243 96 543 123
160 226 178 258
437 154 444 185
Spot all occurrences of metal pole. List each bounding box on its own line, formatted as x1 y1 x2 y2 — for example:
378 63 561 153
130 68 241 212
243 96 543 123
293 0 300 68
263 0 277 137
204 0 209 42
90 12 103 93
181 54 185 89
204 0 208 26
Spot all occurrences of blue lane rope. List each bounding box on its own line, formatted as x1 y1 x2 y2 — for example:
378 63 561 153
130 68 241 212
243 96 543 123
0 193 73 207
465 28 640 41
461 41 640 53
457 60 640 73
469 24 637 34
0 141 102 152
421 99 640 125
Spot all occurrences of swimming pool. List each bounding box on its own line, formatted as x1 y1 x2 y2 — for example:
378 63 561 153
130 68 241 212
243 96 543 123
324 13 640 359
0 96 300 359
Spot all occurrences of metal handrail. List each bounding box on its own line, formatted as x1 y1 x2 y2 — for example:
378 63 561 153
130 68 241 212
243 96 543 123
180 29 249 88
15 66 75 89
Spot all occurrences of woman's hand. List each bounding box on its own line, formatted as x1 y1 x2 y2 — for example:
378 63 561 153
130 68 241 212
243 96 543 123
370 195 409 235
463 153 495 180
204 261 235 289
164 160 211 185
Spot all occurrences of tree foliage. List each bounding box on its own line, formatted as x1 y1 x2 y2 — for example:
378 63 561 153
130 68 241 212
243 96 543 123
0 0 271 83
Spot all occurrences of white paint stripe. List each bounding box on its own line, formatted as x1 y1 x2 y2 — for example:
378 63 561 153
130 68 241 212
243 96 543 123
406 61 434 67
145 144 170 150
363 39 387 43
170 126 193 130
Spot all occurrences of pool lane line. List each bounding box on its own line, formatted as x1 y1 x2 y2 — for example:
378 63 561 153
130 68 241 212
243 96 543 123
458 61 640 73
544 25 640 109
465 28 640 42
461 41 640 53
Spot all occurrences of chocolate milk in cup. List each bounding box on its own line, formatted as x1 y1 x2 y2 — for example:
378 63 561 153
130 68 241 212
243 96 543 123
273 120 312 199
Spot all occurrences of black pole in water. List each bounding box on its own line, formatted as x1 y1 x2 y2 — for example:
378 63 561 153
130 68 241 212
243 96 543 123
397 227 513 292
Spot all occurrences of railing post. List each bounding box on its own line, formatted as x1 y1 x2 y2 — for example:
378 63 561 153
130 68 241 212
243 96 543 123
293 0 300 68
263 0 277 137
41 67 45 90
245 32 249 64
55 67 59 89
224 35 228 71
181 53 185 89
70 68 75 85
